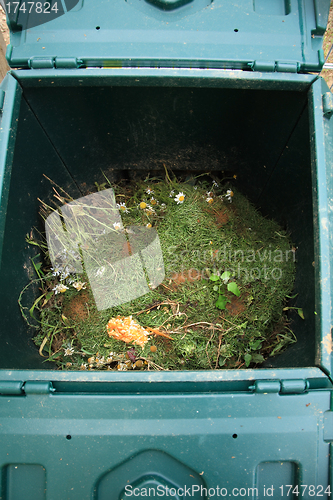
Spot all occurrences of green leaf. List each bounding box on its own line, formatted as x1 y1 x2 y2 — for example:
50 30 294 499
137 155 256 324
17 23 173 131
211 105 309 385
238 321 248 329
298 308 304 320
250 340 262 350
209 274 220 282
42 290 54 307
270 344 284 357
31 255 45 279
81 349 96 355
25 235 40 246
221 271 231 283
244 353 252 367
216 295 228 310
213 285 219 292
29 294 45 318
43 352 62 362
251 353 265 364
227 281 240 296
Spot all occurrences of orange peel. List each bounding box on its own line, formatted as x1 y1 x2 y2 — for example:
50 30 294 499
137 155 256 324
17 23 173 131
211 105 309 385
106 316 150 348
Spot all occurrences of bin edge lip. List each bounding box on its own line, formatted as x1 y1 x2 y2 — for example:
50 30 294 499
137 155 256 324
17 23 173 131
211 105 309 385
0 367 328 384
9 67 318 89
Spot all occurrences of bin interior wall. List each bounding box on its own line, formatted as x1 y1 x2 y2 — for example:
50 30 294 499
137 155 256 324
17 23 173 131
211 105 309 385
0 82 314 369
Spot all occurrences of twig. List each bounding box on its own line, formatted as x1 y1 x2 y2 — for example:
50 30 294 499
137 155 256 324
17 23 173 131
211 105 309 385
205 328 215 369
184 321 226 333
185 321 215 328
215 333 223 369
37 197 56 212
158 311 188 331
43 174 73 200
219 317 239 328
134 300 178 315
138 357 165 371
148 360 165 371
161 283 174 292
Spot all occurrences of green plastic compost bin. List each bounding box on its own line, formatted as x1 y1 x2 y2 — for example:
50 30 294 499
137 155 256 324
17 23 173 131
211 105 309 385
1 0 333 498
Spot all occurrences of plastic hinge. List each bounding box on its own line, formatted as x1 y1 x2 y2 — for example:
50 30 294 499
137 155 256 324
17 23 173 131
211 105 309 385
0 381 24 395
249 379 309 394
275 62 298 73
252 61 276 72
280 379 310 394
251 61 299 73
23 381 55 395
29 58 55 69
322 92 333 117
55 57 82 69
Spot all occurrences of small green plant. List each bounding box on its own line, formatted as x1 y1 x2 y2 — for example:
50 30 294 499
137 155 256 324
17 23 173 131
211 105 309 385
282 306 304 319
244 339 265 367
209 271 240 310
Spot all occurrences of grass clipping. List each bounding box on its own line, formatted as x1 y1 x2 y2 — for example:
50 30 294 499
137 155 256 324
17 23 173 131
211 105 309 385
27 176 297 371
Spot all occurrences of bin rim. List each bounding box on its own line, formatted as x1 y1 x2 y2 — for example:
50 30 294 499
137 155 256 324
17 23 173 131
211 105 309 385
0 366 330 387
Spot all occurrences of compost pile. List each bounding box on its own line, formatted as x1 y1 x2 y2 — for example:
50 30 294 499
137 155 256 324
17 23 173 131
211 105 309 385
23 173 297 371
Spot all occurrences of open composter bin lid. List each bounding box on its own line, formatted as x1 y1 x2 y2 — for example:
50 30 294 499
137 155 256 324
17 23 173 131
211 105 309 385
4 1 332 72
4 0 331 72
